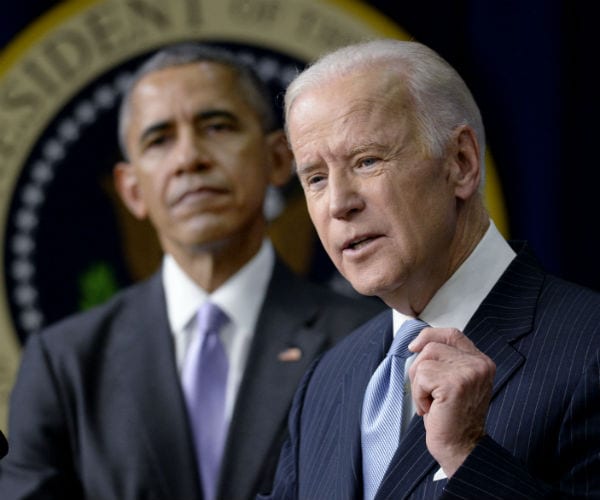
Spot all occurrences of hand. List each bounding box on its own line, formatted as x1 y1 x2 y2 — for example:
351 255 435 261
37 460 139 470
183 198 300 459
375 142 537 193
408 327 495 477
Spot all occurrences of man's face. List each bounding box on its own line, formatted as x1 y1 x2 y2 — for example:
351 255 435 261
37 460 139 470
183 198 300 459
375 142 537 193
118 62 288 257
288 71 460 312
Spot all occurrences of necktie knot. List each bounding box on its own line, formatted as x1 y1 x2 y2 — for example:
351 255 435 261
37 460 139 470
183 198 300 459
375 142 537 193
388 318 427 359
198 302 228 336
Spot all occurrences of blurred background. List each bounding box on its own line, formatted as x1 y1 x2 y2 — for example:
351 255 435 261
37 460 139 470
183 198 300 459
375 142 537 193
0 0 597 429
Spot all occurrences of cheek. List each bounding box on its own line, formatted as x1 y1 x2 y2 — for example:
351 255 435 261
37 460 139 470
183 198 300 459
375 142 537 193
136 172 161 201
136 155 168 185
226 174 270 219
220 134 266 162
306 198 328 234
221 143 269 185
149 178 172 212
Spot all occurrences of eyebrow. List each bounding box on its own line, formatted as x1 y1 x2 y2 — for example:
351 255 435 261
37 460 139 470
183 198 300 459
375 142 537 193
138 109 240 147
348 142 387 156
296 162 320 178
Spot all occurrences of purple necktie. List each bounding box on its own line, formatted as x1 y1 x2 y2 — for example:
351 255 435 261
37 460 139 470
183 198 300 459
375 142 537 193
182 302 229 500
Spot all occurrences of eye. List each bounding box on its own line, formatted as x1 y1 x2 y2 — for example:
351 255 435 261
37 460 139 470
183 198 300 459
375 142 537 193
204 120 236 135
142 133 171 151
301 173 327 191
148 135 167 146
359 157 379 168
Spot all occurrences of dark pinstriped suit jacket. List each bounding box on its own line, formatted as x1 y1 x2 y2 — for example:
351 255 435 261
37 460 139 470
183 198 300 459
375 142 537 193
262 243 600 499
0 259 383 500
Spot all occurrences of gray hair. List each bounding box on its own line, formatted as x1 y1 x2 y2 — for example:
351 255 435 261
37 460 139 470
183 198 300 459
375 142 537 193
285 39 486 183
118 43 277 159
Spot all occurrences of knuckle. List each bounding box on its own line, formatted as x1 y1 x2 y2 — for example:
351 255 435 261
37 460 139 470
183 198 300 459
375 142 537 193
419 342 432 357
448 328 463 342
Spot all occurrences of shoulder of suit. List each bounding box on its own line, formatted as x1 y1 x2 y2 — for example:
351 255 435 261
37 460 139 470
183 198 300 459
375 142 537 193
31 273 161 350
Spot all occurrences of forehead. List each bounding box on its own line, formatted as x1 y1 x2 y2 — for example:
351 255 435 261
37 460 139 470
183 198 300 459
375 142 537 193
128 62 258 124
288 71 414 158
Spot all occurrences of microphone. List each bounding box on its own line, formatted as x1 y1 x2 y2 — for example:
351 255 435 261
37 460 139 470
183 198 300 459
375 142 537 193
0 429 8 459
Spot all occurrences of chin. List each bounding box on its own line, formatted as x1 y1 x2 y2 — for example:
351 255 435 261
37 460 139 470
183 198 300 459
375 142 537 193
347 268 404 300
353 285 384 298
344 275 384 298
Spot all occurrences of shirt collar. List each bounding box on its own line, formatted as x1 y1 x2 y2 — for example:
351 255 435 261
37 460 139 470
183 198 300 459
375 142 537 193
393 220 516 334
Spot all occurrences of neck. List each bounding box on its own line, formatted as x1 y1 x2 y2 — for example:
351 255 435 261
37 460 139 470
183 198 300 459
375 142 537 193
446 197 490 280
166 231 265 293
387 197 490 316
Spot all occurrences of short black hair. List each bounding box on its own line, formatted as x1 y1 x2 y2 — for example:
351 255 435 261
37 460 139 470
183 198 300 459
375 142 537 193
118 43 277 159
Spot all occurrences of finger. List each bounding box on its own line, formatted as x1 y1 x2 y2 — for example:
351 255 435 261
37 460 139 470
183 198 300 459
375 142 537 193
410 340 463 366
409 342 495 383
410 359 438 415
408 348 496 414
409 327 477 354
411 378 432 416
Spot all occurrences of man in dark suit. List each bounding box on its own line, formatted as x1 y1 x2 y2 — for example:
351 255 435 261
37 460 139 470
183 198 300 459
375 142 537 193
262 39 600 498
0 44 382 500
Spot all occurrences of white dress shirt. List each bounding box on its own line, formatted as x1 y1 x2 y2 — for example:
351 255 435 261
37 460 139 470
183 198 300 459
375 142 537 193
392 220 516 434
162 239 275 424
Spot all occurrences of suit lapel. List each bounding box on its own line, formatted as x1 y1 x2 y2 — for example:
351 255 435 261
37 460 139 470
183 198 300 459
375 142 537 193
110 273 202 500
467 242 542 390
219 261 330 499
375 416 434 500
376 244 543 498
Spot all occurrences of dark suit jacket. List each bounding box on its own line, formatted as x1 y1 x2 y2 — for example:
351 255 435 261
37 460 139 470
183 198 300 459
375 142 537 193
0 259 383 500
262 243 600 499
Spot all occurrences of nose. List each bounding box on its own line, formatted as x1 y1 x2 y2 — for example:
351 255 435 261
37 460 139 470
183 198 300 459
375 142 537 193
328 170 364 219
173 130 210 174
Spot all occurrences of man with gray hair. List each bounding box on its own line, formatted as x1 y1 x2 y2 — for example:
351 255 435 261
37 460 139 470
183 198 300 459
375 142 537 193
0 43 382 500
262 39 600 498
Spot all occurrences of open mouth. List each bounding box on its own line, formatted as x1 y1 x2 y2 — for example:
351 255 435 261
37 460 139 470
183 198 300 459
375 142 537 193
343 235 379 252
347 237 372 250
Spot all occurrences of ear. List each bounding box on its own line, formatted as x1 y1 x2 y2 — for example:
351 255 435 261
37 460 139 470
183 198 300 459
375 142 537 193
265 130 294 187
448 126 482 200
113 161 148 220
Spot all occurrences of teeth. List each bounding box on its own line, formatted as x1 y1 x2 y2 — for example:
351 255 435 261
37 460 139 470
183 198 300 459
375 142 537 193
350 238 368 250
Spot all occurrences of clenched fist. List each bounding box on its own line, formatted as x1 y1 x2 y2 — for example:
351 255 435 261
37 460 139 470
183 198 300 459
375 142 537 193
408 327 496 477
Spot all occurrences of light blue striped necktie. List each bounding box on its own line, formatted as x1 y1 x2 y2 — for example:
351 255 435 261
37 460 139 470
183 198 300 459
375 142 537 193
361 318 428 500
